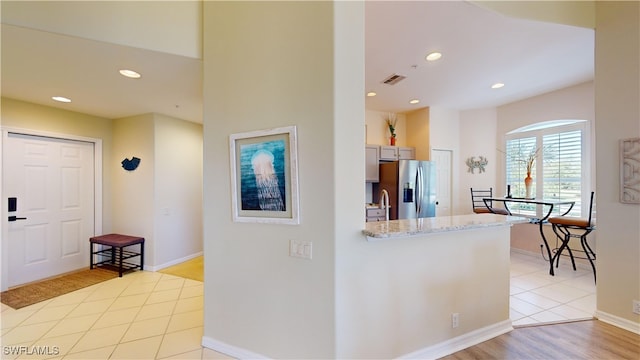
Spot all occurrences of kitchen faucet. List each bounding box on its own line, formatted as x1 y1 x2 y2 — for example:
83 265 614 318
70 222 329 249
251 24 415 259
379 189 390 221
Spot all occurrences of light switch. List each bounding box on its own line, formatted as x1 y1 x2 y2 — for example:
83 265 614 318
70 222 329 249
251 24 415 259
289 240 312 260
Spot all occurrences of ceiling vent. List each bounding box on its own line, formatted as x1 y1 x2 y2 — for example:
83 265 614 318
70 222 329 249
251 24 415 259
382 73 406 85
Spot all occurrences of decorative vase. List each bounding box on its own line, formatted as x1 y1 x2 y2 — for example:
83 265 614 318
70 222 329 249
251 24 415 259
524 172 533 199
390 136 396 146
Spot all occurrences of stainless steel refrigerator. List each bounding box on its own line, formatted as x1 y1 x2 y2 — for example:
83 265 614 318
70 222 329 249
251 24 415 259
373 160 436 220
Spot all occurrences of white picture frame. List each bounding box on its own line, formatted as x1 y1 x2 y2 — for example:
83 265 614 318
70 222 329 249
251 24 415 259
229 126 300 224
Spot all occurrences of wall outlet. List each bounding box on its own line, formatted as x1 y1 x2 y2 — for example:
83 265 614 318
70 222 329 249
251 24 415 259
633 300 640 315
451 313 459 328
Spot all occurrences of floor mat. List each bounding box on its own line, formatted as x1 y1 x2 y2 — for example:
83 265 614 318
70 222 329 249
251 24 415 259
0 268 118 309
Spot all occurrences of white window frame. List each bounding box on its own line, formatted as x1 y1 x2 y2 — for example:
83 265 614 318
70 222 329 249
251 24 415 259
504 120 591 218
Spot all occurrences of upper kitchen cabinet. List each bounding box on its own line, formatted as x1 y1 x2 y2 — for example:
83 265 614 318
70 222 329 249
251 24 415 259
379 146 416 161
365 145 380 182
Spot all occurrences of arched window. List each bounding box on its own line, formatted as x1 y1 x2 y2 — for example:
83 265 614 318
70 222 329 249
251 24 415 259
504 120 589 217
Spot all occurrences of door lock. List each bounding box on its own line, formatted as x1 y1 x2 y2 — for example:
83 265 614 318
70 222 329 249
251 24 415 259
8 216 27 222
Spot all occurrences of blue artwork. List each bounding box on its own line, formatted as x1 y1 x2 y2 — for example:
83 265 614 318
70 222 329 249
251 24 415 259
239 140 287 211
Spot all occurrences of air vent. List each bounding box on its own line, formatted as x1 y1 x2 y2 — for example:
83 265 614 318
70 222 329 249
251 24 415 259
382 73 406 85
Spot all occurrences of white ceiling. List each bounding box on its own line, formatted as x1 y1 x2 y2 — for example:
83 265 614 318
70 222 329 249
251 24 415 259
1 2 594 124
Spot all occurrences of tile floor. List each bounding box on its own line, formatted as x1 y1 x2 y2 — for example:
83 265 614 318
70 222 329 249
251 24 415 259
1 251 596 359
510 250 596 326
1 271 231 360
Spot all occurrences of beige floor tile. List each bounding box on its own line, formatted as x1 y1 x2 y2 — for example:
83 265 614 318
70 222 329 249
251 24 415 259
156 326 203 359
513 291 562 309
45 290 92 308
62 345 116 359
146 289 181 305
119 281 157 296
166 309 203 333
202 347 236 359
154 278 185 292
1 309 38 330
183 279 204 288
509 297 544 317
174 296 203 314
91 307 140 329
69 324 128 354
22 332 84 358
65 298 115 318
135 301 176 321
530 282 590 304
110 335 163 359
549 304 593 319
120 316 171 343
179 284 203 299
2 321 58 345
161 348 202 359
21 304 76 326
108 293 149 311
43 313 101 338
529 310 568 323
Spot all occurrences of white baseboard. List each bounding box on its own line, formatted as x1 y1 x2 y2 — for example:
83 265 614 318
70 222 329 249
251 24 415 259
398 319 514 359
201 336 269 359
146 251 203 272
595 310 640 335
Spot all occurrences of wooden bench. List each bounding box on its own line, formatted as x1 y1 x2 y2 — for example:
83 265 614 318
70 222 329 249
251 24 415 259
90 234 145 277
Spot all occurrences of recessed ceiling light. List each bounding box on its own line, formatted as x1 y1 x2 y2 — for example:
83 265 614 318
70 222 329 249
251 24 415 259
119 69 141 79
425 52 442 61
367 91 377 97
52 96 71 103
409 99 420 104
491 83 505 89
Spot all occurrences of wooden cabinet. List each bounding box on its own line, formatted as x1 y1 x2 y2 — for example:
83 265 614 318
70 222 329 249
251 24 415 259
379 146 416 161
365 145 380 182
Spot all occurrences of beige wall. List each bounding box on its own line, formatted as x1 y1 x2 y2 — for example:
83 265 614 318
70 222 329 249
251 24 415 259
202 2 347 358
594 1 640 331
1 1 202 59
112 114 156 265
154 114 203 267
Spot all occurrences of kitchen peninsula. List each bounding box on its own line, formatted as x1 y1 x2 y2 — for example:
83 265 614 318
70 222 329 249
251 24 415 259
345 214 528 359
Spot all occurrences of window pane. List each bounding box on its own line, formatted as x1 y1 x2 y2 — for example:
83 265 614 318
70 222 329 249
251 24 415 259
543 130 582 216
505 136 537 215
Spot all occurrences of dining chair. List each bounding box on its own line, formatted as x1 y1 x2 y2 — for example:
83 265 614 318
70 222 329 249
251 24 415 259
470 188 510 215
548 191 596 282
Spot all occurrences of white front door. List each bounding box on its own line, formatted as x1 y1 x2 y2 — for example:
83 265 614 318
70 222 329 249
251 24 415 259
4 132 95 287
431 149 452 217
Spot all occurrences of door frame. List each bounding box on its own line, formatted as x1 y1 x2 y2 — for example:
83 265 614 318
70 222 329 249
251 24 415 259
1 127 103 291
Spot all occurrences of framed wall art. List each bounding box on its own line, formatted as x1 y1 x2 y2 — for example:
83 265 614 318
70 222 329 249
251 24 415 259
620 137 640 204
229 126 300 224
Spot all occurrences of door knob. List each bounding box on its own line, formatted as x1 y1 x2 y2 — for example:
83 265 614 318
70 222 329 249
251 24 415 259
8 216 27 222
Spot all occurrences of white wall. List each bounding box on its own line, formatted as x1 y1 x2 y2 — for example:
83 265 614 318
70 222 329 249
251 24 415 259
154 115 203 267
337 226 512 358
1 1 202 59
495 82 595 198
459 108 499 214
594 2 640 331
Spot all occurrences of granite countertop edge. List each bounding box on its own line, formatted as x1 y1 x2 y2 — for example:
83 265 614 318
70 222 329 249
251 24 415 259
363 214 528 241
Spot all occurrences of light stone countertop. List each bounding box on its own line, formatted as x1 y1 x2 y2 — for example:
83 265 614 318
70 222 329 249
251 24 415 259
363 214 528 241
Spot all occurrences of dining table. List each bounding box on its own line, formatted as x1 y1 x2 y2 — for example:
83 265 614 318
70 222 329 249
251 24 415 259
483 197 575 276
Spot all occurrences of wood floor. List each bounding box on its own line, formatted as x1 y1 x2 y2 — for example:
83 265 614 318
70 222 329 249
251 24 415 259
441 320 640 359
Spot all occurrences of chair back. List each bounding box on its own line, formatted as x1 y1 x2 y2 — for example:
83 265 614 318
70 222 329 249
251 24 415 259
470 188 493 212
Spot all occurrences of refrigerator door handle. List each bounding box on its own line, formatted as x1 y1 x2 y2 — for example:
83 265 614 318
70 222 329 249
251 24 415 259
415 167 423 215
